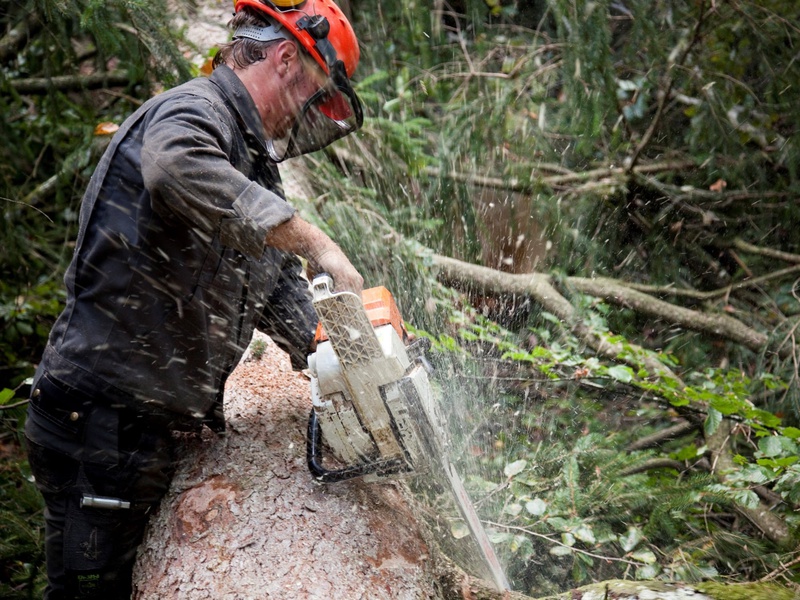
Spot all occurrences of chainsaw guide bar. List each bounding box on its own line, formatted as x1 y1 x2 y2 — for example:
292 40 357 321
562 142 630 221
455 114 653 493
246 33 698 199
306 275 510 592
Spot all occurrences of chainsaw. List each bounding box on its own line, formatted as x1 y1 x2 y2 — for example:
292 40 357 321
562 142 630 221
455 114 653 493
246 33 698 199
305 275 510 592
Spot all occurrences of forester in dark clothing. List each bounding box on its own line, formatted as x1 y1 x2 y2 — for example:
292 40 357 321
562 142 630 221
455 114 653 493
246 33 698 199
25 0 364 597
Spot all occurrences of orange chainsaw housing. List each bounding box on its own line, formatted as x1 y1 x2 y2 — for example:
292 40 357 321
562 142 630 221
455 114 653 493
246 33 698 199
314 286 407 343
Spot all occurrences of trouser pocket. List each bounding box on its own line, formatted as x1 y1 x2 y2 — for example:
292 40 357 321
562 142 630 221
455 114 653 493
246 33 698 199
27 373 92 442
26 439 79 495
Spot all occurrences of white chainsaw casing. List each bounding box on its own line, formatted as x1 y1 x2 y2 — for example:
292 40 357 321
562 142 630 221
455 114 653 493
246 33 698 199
309 321 437 478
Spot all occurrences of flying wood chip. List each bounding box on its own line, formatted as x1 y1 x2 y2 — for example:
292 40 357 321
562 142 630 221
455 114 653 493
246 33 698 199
709 178 727 192
94 122 120 136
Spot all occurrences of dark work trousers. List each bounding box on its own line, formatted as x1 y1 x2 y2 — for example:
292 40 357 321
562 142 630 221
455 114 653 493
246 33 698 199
24 372 177 600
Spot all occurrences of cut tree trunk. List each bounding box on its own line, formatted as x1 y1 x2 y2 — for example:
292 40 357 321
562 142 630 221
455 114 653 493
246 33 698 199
133 334 440 599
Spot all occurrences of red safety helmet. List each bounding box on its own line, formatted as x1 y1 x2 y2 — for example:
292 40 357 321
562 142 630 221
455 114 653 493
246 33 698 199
234 0 359 78
232 0 364 161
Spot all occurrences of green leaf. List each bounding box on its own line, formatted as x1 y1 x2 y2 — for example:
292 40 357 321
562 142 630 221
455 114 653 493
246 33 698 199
783 427 800 440
0 388 15 405
620 526 643 552
732 489 760 510
550 544 573 557
505 503 523 516
635 564 661 579
606 365 634 383
504 459 527 478
758 436 783 458
450 520 470 539
525 498 547 517
573 524 596 545
704 407 722 436
631 548 657 564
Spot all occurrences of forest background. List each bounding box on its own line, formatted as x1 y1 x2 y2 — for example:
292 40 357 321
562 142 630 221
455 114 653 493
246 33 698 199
1 0 799 597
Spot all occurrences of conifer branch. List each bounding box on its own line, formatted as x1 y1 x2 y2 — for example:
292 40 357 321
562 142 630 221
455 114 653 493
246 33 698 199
0 12 40 65
625 1 710 173
733 238 800 264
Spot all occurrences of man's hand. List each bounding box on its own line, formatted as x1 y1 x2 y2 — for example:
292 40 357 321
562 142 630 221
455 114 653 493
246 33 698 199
306 246 364 295
265 214 363 295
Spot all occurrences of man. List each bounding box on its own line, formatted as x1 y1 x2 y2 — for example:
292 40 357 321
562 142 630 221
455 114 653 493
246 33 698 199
25 0 364 597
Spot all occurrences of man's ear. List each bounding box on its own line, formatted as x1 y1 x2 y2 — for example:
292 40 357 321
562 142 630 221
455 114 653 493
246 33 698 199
272 39 300 75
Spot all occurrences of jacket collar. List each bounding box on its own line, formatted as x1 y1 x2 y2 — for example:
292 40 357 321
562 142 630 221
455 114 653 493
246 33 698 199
209 64 269 154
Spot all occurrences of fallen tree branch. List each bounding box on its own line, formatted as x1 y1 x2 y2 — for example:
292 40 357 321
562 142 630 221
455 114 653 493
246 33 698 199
627 420 698 452
758 553 800 583
635 173 790 208
427 252 793 549
620 264 800 301
733 238 800 264
565 276 777 355
619 458 688 476
430 253 786 360
430 253 680 382
9 71 131 94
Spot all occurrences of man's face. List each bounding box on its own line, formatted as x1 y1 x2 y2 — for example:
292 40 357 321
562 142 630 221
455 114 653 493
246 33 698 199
271 54 329 139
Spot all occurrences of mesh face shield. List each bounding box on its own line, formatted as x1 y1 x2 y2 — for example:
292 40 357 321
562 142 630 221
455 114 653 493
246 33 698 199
266 59 363 162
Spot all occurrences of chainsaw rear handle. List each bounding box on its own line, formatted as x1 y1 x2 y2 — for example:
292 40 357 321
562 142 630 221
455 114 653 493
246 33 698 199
306 409 409 483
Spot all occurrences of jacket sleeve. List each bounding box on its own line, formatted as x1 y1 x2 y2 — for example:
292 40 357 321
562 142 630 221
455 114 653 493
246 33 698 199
140 93 296 259
258 255 318 370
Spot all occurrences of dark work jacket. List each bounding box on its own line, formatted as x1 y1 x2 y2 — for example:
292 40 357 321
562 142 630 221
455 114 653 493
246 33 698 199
37 65 317 429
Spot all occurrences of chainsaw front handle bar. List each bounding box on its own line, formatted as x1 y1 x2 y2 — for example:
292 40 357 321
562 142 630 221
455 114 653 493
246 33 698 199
306 409 410 483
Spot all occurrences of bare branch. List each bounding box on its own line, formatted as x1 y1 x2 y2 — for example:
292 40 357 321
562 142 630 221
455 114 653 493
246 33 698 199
430 253 680 381
627 420 698 452
733 238 800 265
622 264 800 301
619 458 688 476
10 71 132 95
566 276 778 355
